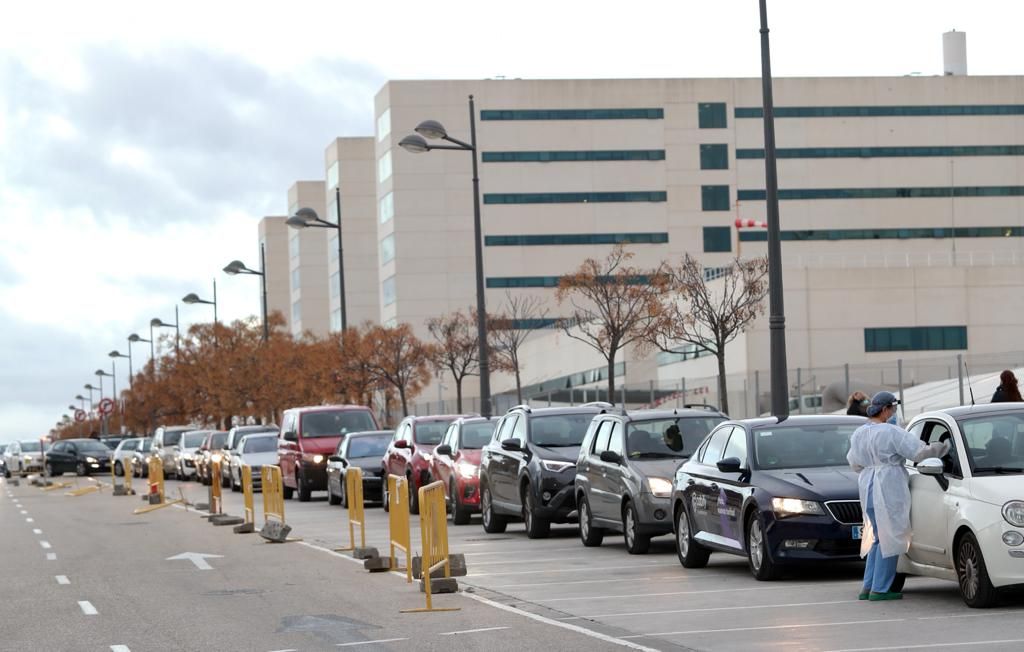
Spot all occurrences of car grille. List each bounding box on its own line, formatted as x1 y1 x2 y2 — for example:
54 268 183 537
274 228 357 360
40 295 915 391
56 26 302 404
825 500 863 525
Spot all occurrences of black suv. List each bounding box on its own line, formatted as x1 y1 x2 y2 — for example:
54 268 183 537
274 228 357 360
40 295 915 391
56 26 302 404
479 403 611 538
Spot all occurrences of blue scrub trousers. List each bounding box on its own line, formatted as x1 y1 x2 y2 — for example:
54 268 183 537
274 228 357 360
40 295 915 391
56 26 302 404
863 481 899 593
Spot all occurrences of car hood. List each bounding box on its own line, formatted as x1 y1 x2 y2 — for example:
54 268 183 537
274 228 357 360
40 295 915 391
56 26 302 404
630 458 686 479
968 475 1024 507
532 445 581 463
238 452 278 467
754 466 860 501
299 437 340 455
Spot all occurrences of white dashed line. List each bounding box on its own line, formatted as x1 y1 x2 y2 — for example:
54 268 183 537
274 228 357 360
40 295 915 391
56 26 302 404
20 510 27 514
823 639 1024 652
622 617 905 639
335 639 408 647
25 517 33 523
39 541 52 549
56 576 70 585
33 528 42 534
110 646 131 652
78 601 98 615
46 553 57 561
439 626 509 636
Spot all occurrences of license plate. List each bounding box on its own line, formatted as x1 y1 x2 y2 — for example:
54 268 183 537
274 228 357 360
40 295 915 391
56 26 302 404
852 525 862 540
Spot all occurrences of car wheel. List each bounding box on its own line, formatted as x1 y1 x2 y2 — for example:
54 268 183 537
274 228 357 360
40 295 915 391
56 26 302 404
888 573 907 593
382 473 390 513
578 494 604 547
282 484 294 500
523 487 551 539
44 463 54 478
328 479 341 506
114 461 123 477
221 472 230 489
452 480 471 525
675 503 711 568
481 484 507 534
956 532 999 608
76 461 87 476
298 469 312 502
408 474 420 515
746 511 782 581
341 478 351 509
623 501 650 554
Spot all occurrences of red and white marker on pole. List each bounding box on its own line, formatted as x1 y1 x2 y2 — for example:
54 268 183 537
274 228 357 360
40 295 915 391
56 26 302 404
735 218 768 229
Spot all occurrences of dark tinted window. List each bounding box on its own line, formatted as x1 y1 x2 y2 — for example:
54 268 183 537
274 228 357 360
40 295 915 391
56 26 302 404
348 436 391 458
78 440 111 452
530 414 594 447
460 422 497 449
243 436 277 454
414 421 454 445
301 411 375 438
183 432 207 448
20 442 41 452
700 427 732 464
752 423 859 469
210 433 228 449
163 430 184 447
628 417 724 458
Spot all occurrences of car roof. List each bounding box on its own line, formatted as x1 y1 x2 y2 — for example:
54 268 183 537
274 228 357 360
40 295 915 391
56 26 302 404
506 404 611 417
406 414 465 423
239 431 277 439
346 430 394 438
234 425 278 432
918 403 1024 419
288 404 372 413
605 408 728 422
454 416 497 425
726 414 868 429
65 438 106 444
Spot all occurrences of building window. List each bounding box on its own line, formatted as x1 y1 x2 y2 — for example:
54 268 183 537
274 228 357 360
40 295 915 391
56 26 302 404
703 227 732 252
701 185 730 211
330 308 342 332
499 318 562 329
291 300 302 325
291 268 301 291
700 144 729 170
739 225 1024 242
698 103 727 128
377 150 392 182
288 202 299 218
289 232 300 260
379 192 394 224
864 326 967 352
480 108 664 121
327 161 339 188
328 233 338 262
485 233 668 246
735 104 1024 119
736 145 1024 159
738 186 1024 201
382 276 396 306
376 108 391 141
329 271 339 298
380 234 395 264
487 275 649 288
483 191 667 205
481 150 666 163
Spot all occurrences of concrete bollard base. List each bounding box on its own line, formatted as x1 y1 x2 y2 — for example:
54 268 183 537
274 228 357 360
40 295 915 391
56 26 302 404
352 547 379 560
419 577 458 594
112 486 127 496
193 502 210 511
259 520 292 543
412 554 467 579
211 515 245 526
148 494 161 505
364 556 392 572
233 522 255 534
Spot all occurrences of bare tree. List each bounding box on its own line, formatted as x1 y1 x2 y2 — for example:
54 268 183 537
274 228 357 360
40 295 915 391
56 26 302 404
556 245 670 403
651 254 769 414
426 310 479 412
488 291 550 404
365 323 432 417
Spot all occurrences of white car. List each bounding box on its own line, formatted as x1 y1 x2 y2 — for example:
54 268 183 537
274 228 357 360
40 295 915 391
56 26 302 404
3 440 44 476
112 438 145 476
899 403 1024 607
229 433 279 492
175 430 211 481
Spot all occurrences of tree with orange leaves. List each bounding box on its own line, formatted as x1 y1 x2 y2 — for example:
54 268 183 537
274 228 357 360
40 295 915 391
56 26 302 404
426 310 479 412
365 323 431 417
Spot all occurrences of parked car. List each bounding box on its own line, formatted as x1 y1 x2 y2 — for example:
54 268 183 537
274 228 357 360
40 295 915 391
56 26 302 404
229 433 280 492
278 405 378 502
45 438 114 476
175 430 211 481
152 425 194 479
382 415 464 514
672 415 866 580
112 438 145 476
327 431 393 507
131 438 154 477
4 440 44 476
898 403 1024 607
0 444 7 477
99 436 125 450
196 431 229 485
431 417 498 524
479 403 612 538
576 408 727 553
222 425 279 488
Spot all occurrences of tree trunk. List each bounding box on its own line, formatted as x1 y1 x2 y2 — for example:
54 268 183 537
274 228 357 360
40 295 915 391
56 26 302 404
716 348 729 415
515 366 523 404
455 377 463 413
399 387 408 417
607 352 617 407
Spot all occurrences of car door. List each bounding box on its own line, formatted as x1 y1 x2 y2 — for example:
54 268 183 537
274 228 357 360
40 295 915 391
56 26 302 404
598 420 629 522
278 413 299 487
582 419 615 523
435 424 456 496
47 442 65 472
688 426 735 540
715 427 750 549
490 414 522 506
907 419 960 568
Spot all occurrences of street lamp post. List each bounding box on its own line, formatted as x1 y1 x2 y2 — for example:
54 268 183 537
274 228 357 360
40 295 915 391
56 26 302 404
95 369 113 436
74 394 86 410
94 369 113 400
109 350 130 391
223 245 269 341
128 333 151 374
83 384 96 409
151 307 180 355
183 280 218 324
398 94 491 417
289 190 346 331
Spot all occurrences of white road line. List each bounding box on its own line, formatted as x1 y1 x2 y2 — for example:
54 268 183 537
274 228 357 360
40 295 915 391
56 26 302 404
621 617 904 639
917 610 1023 621
823 639 1024 652
40 541 52 549
20 510 27 514
568 599 859 620
335 639 408 647
33 528 42 534
541 582 822 603
56 576 70 585
486 571 741 590
78 601 98 615
26 517 33 522
467 562 672 577
110 646 132 652
46 553 57 560
439 626 509 636
463 546 583 557
471 557 589 567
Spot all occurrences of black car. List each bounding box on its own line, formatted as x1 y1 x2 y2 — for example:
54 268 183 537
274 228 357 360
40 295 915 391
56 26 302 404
672 415 866 580
576 407 727 553
479 403 611 538
45 438 114 476
327 430 393 507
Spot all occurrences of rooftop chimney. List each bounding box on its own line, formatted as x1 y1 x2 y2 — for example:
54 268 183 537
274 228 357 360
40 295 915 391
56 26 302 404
943 30 967 76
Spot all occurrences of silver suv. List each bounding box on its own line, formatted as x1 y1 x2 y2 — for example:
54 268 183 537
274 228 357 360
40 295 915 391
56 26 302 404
152 426 194 479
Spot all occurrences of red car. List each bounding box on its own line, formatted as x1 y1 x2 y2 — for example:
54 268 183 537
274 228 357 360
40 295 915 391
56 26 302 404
277 405 378 501
430 416 498 524
382 414 463 514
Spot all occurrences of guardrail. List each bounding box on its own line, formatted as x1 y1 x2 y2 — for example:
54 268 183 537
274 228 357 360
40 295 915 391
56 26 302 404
388 474 412 583
336 467 366 552
402 481 459 613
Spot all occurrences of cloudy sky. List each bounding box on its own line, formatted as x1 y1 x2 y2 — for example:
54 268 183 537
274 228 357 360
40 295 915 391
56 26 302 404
1 0 1019 442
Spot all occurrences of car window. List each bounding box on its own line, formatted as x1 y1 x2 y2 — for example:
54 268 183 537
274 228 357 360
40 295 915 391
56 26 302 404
243 437 277 454
592 421 613 454
460 422 496 449
163 430 184 447
956 412 1024 475
512 414 528 441
78 441 111 452
20 442 41 452
528 414 592 447
414 421 454 445
625 417 721 459
722 428 748 465
441 424 456 449
920 421 960 476
183 432 207 448
301 410 376 438
52 442 66 453
348 436 391 458
496 416 517 442
139 440 152 452
752 423 858 469
607 421 625 455
699 427 733 464
211 433 228 449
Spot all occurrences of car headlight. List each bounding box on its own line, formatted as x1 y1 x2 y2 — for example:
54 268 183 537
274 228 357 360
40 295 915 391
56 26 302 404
541 460 575 473
86 456 98 463
646 477 673 498
1002 501 1024 527
456 460 478 479
421 453 433 463
211 453 222 463
312 454 324 464
24 455 32 462
772 497 825 518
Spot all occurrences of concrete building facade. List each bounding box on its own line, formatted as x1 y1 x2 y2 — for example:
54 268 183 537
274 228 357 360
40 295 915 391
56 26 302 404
257 216 292 332
286 181 331 337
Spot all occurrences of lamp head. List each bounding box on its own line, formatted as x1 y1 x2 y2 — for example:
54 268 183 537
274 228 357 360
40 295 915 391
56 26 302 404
182 292 200 304
75 394 85 400
399 134 430 154
285 215 309 229
95 369 105 377
223 260 246 275
84 384 94 391
128 333 148 343
150 318 164 327
415 119 448 140
288 207 320 229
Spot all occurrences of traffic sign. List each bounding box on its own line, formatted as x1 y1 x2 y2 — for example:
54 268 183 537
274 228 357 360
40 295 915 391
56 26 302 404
98 398 115 416
74 409 86 422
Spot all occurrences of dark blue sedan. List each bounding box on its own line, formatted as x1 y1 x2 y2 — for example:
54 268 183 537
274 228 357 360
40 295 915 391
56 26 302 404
671 415 867 580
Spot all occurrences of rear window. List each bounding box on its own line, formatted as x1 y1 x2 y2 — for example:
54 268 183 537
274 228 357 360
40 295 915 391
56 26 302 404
301 411 375 438
20 442 41 452
460 422 497 449
243 437 277 454
414 420 455 445
529 414 594 447
347 436 391 458
210 433 228 449
753 423 859 469
627 417 724 459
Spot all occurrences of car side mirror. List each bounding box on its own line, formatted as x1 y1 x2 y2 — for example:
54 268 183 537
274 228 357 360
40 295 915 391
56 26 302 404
283 430 298 442
328 455 343 463
435 445 452 457
394 440 410 449
599 450 622 465
501 438 523 452
716 457 743 473
917 457 949 490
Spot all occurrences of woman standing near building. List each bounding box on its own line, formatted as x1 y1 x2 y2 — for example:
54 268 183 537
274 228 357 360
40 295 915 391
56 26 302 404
991 370 1023 403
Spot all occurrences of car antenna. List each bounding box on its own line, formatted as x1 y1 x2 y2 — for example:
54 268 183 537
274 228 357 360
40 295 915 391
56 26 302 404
963 361 976 406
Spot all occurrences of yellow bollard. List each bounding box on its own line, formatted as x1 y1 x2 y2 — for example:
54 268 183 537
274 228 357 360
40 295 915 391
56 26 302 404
242 465 255 526
259 465 294 542
335 467 366 552
209 459 223 515
401 481 459 613
388 474 412 583
124 458 133 494
133 456 183 514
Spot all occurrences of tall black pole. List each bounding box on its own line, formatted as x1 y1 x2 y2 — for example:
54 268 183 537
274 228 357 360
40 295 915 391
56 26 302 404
126 340 134 390
212 278 219 325
174 304 180 354
260 242 269 341
335 186 348 331
468 94 492 418
759 0 789 419
149 323 155 361
111 360 117 398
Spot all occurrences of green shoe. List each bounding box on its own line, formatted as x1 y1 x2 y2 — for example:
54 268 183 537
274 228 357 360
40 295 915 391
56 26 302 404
868 591 903 601
858 590 870 600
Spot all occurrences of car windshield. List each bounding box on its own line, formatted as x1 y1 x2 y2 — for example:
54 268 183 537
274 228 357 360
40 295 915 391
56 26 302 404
101 438 123 449
210 433 228 449
243 437 277 454
460 422 496 449
183 432 207 448
163 430 184 446
627 417 725 459
530 414 594 447
301 411 375 438
20 442 41 452
347 436 391 458
78 441 111 452
957 412 1024 475
414 421 455 445
752 423 859 469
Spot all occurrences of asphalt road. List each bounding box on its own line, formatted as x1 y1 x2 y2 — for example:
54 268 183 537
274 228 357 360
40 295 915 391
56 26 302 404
5 473 1024 652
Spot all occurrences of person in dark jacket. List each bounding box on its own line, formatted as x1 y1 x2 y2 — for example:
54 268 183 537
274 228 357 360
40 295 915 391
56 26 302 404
991 370 1023 403
847 391 870 416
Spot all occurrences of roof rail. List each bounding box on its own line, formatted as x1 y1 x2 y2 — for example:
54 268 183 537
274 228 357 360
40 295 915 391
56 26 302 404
683 403 721 412
507 404 532 414
581 401 614 409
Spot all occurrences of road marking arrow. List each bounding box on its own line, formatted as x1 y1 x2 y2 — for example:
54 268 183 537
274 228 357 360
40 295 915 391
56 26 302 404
165 552 223 570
